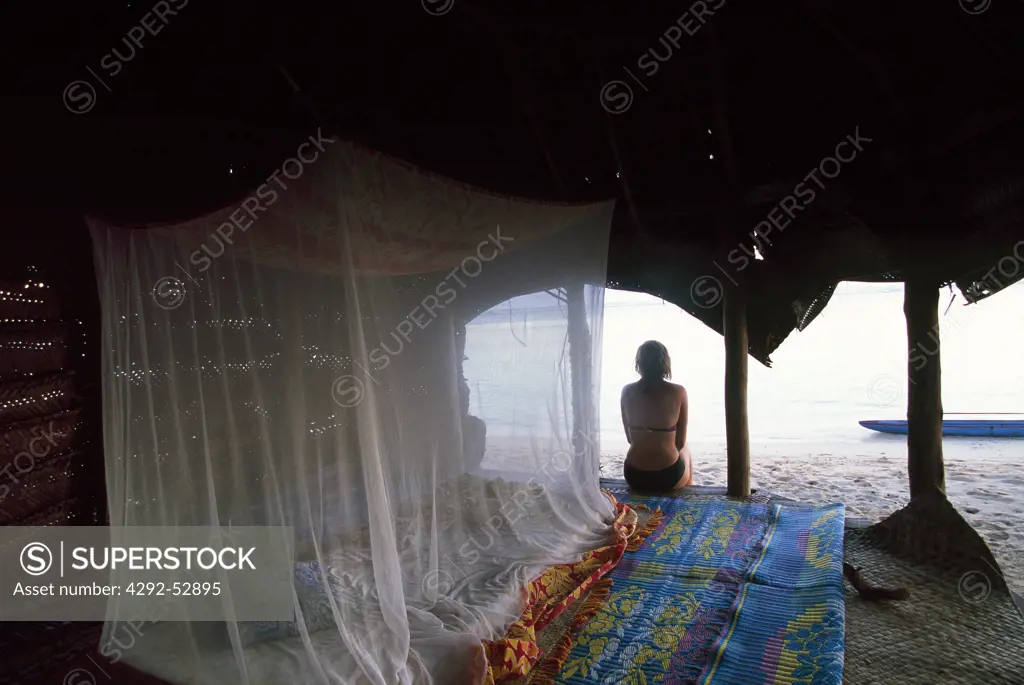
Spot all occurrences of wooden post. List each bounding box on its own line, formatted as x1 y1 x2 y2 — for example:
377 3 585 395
724 283 751 497
904 278 946 498
454 321 470 419
567 284 595 460
708 26 751 498
455 320 488 472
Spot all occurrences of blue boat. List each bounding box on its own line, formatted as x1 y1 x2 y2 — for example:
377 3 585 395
859 419 1024 438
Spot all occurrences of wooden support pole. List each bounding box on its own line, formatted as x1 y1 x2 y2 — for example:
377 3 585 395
904 278 946 498
707 26 751 498
567 284 595 460
724 284 751 497
454 321 469 418
455 320 488 472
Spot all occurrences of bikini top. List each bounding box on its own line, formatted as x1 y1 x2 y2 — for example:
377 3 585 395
628 425 676 432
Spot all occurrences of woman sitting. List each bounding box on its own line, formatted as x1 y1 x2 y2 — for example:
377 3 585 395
620 340 693 492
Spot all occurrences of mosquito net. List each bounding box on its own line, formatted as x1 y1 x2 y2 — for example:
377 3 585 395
88 139 617 685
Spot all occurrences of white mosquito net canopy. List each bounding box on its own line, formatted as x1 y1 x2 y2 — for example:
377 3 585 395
89 138 617 685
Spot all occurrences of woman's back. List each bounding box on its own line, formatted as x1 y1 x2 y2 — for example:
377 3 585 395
622 379 683 430
621 379 687 470
620 340 692 490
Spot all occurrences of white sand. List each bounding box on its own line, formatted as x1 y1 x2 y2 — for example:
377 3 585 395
600 438 1024 597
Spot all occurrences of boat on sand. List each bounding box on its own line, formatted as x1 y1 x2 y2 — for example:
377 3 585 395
860 418 1024 437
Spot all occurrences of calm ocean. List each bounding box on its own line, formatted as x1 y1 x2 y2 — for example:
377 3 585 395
465 281 1024 463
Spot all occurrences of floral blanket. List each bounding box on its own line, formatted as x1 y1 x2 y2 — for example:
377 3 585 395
480 493 660 684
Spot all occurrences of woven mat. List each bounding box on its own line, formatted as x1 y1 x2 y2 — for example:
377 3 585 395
844 491 1024 684
551 491 845 684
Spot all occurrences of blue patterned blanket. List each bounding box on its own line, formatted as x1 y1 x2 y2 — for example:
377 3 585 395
553 484 845 685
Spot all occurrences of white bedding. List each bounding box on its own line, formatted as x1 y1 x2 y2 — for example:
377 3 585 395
115 474 612 684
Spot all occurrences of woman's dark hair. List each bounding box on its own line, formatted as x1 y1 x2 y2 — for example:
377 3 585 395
635 340 671 381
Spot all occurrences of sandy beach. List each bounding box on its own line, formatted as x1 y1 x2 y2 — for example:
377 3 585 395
601 438 1024 597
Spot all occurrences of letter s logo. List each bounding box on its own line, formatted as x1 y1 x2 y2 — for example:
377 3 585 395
21 543 53 576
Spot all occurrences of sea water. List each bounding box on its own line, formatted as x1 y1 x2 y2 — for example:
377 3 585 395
465 281 1024 467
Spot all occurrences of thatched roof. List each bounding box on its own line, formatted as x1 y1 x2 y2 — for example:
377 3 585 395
10 0 1024 364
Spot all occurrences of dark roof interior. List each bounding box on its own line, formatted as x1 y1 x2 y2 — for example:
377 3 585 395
9 0 1024 364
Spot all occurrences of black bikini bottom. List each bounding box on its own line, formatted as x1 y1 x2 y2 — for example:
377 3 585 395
623 457 685 493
